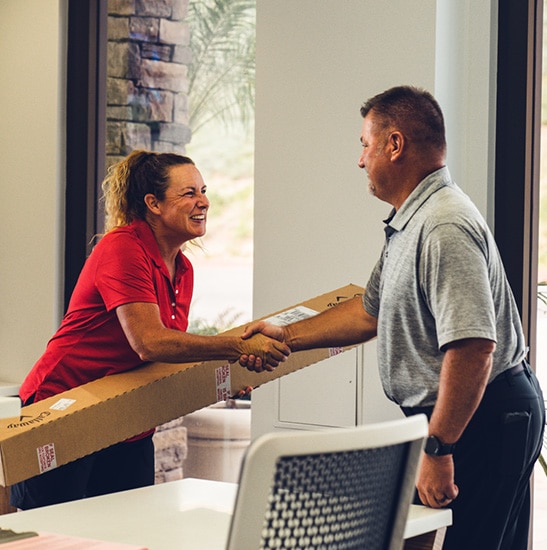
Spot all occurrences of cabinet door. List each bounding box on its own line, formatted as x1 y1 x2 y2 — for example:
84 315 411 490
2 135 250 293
276 351 358 429
250 342 403 439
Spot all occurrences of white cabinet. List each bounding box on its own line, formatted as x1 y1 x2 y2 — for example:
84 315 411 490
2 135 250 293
251 343 402 439
276 351 359 429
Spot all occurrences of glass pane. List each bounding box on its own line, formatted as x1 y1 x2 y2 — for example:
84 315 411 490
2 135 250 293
106 0 255 484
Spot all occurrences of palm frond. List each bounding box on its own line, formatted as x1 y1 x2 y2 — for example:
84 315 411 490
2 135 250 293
188 0 256 135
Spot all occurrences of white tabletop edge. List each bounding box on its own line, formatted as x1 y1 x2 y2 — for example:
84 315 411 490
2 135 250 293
403 504 453 539
1 478 452 548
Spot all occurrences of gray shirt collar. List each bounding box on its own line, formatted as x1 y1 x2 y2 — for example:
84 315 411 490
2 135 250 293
384 166 453 236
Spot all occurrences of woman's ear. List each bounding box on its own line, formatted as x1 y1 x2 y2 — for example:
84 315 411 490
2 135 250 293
144 193 160 213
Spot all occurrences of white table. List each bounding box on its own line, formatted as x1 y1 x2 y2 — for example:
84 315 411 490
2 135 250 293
0 478 452 549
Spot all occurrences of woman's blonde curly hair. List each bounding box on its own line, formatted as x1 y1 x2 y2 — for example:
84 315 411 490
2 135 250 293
101 150 195 233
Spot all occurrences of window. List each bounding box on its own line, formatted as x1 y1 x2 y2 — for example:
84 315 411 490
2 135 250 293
103 0 255 484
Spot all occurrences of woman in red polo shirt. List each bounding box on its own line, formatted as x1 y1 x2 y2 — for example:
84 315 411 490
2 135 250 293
11 150 289 510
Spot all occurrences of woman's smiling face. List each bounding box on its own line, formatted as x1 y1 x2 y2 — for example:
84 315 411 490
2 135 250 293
155 163 210 243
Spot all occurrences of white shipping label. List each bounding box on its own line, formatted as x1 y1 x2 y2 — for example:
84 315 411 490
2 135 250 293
50 398 76 411
264 306 319 326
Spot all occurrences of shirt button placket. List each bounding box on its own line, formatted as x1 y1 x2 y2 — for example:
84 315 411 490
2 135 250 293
171 288 178 320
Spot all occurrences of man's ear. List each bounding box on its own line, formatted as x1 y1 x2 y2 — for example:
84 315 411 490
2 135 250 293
388 131 405 161
144 193 160 213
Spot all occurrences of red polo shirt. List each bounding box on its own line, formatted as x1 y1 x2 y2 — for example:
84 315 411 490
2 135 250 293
20 219 193 403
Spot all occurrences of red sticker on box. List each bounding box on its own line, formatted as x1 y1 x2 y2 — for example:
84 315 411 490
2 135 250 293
215 363 231 402
37 442 57 473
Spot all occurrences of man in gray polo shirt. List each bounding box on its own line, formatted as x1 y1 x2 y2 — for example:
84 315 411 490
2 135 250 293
240 85 545 549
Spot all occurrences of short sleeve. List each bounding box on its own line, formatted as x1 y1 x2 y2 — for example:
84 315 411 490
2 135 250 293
94 232 159 311
420 222 497 349
363 252 384 318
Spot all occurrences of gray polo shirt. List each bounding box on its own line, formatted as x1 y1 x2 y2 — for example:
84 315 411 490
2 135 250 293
363 167 526 407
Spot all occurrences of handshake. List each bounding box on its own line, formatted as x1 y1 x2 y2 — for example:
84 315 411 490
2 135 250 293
237 321 290 372
231 294 367 375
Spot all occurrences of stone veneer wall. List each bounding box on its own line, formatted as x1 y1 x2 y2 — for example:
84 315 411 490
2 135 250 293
107 0 192 483
153 417 187 483
106 0 192 168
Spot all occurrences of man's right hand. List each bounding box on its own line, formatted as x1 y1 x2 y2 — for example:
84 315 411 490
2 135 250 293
239 322 288 372
238 328 290 372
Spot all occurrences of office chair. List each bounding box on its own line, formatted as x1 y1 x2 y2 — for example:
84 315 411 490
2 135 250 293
226 414 428 550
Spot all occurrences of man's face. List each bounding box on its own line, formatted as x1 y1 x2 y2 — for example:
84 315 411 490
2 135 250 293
358 114 392 203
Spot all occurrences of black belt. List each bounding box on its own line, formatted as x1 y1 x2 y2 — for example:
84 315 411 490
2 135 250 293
506 363 525 376
492 362 526 384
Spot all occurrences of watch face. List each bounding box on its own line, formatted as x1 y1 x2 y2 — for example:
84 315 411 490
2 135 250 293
425 435 455 456
425 436 440 455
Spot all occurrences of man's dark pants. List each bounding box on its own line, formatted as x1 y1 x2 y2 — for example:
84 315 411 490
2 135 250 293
404 363 545 550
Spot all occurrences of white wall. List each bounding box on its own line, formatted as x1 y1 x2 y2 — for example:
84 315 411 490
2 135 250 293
253 0 436 317
251 0 498 437
251 0 437 436
0 0 65 386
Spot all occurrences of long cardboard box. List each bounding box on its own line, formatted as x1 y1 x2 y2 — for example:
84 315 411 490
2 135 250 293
0 284 364 487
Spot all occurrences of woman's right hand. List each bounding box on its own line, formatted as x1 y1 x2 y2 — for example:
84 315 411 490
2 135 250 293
239 322 288 372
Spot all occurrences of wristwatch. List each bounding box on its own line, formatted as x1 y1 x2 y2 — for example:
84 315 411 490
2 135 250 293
424 435 457 456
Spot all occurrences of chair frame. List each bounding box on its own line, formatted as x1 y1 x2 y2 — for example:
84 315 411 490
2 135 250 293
227 414 428 550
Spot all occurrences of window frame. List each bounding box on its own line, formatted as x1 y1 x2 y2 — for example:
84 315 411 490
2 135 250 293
64 0 107 310
494 0 542 363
